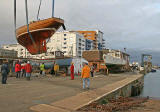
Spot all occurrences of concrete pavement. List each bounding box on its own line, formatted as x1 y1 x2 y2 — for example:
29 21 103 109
0 73 138 112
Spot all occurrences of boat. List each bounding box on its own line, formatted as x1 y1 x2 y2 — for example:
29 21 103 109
16 17 65 55
151 69 156 73
14 0 65 55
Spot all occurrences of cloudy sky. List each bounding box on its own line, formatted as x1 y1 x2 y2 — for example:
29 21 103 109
0 0 160 51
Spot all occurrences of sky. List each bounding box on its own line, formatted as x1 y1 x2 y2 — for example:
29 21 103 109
0 0 160 52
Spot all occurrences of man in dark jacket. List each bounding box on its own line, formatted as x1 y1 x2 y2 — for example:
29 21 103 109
1 60 9 84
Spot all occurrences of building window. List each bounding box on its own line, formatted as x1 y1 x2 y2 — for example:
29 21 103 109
63 51 67 53
64 34 67 36
56 52 61 56
50 52 55 55
64 38 67 40
64 42 67 45
63 47 67 49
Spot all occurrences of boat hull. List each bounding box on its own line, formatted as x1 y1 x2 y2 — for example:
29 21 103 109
16 17 64 55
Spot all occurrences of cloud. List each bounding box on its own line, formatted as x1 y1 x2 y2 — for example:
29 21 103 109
0 0 160 51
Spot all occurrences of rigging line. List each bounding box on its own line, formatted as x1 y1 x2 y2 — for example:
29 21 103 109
52 0 55 17
14 0 16 36
25 0 36 46
46 38 51 44
37 0 42 20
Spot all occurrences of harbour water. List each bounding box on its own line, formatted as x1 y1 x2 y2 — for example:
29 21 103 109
140 69 160 98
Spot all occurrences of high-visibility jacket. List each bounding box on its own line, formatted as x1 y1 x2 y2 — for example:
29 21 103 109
15 64 21 72
40 64 45 71
25 64 32 73
21 66 25 70
54 64 59 71
21 63 26 70
81 65 90 78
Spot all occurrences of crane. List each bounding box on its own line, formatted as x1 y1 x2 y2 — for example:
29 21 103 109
141 54 152 67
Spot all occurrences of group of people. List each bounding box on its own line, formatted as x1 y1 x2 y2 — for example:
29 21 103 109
15 61 32 80
39 62 94 89
40 63 60 76
1 59 94 90
1 60 32 84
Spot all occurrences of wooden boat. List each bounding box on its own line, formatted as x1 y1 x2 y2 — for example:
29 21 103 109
16 17 65 55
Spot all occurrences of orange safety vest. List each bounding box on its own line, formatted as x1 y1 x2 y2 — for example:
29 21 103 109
81 65 90 78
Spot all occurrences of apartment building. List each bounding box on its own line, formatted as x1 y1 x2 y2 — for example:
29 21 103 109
47 31 86 57
2 44 27 58
2 31 93 59
2 44 44 59
0 48 17 58
77 30 105 50
85 39 93 50
96 30 105 50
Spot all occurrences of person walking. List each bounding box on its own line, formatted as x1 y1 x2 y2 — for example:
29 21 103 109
54 63 59 76
1 60 9 84
81 63 91 89
21 62 26 77
70 63 74 80
40 63 45 76
15 61 21 78
90 64 94 77
50 62 55 75
25 61 32 81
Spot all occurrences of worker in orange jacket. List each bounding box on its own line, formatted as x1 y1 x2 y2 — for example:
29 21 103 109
81 62 91 89
54 63 59 76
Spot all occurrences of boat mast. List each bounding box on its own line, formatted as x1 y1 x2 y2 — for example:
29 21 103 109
52 0 55 17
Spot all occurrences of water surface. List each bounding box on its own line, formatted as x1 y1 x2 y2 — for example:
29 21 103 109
140 69 160 98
